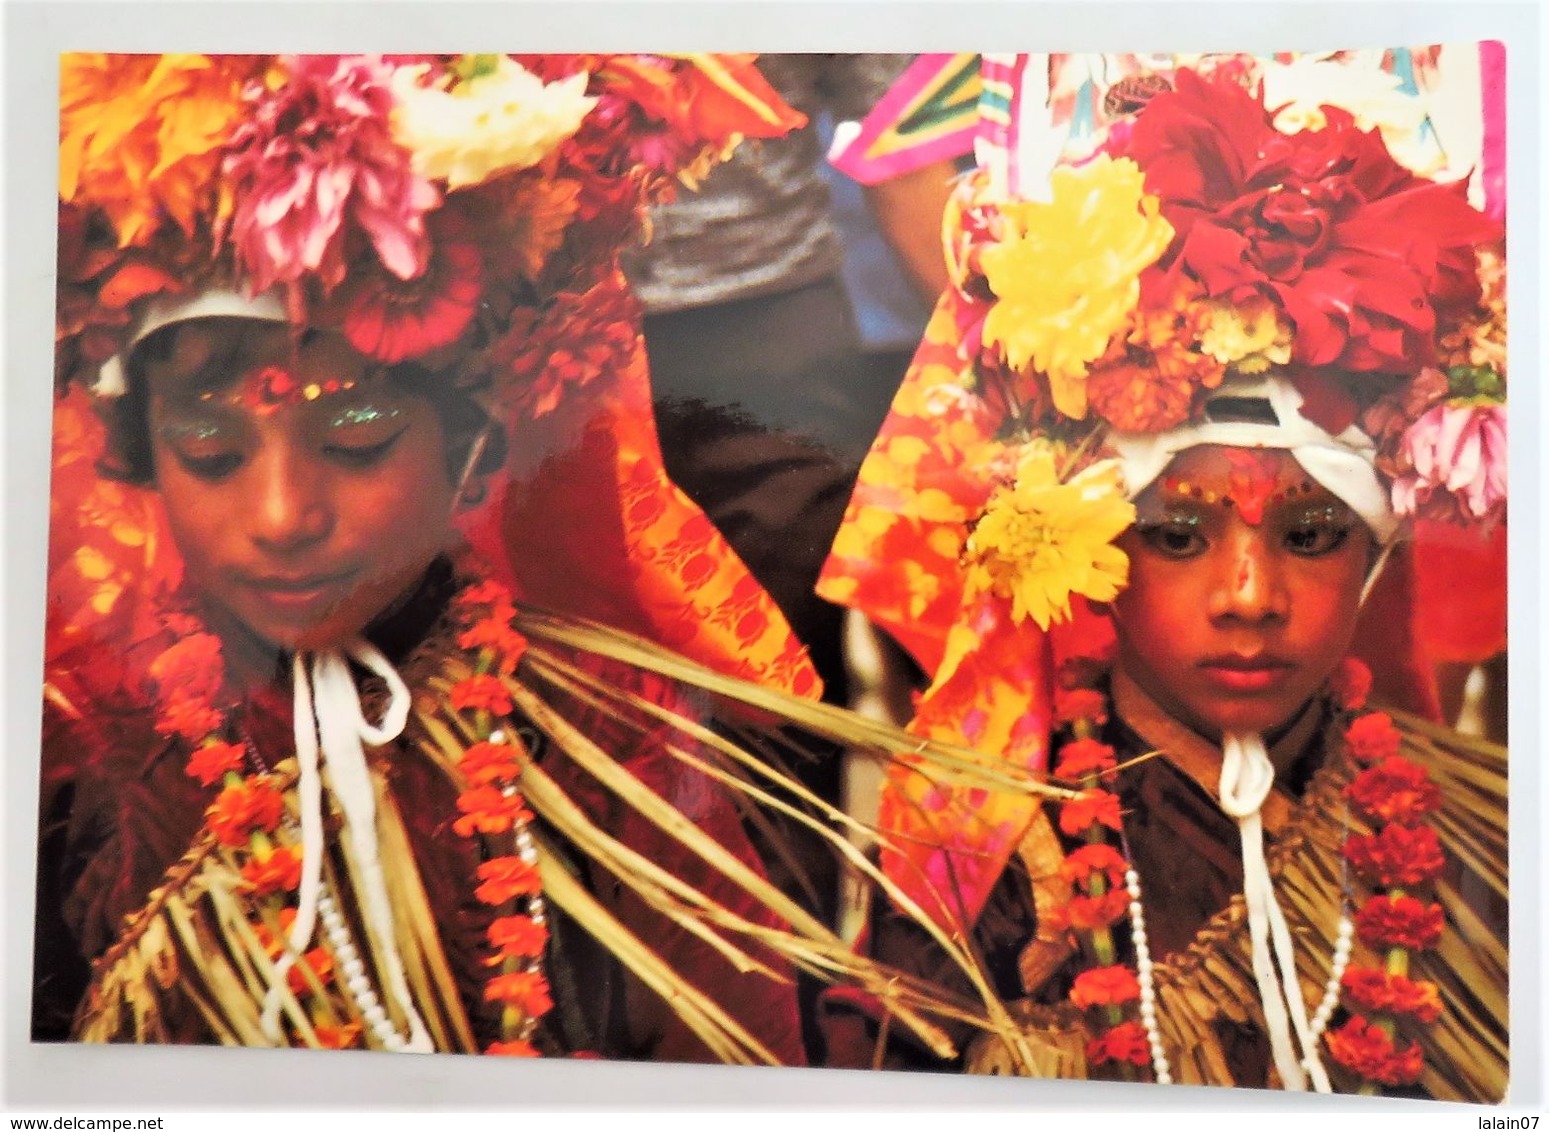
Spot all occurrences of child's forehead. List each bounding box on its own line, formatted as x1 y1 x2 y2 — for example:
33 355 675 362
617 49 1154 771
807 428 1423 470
1159 445 1309 488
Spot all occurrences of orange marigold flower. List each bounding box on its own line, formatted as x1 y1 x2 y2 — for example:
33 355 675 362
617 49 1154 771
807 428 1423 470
452 786 535 837
1069 964 1141 1009
1055 688 1108 728
487 915 549 960
287 946 335 996
453 580 517 624
1330 657 1374 712
485 1039 541 1057
1340 967 1443 1024
185 740 248 786
1060 843 1129 889
158 694 225 743
1086 1019 1151 1067
1344 824 1446 889
148 631 225 703
240 845 303 896
474 855 542 905
1086 353 1204 433
1324 1016 1424 1087
456 619 528 674
1344 711 1402 764
1058 789 1123 838
314 1022 364 1050
1055 738 1118 780
1061 890 1131 932
206 780 286 847
484 970 555 1016
459 740 523 787
450 674 513 716
1354 894 1444 952
1345 756 1441 827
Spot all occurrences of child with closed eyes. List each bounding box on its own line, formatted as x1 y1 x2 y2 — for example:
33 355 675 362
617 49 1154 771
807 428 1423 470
34 52 922 1067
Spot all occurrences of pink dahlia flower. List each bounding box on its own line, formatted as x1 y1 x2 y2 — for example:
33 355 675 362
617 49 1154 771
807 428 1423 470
1391 401 1506 520
223 55 439 295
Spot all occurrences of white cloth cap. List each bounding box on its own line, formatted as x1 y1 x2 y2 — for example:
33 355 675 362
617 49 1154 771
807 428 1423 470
94 286 289 397
1105 374 1401 546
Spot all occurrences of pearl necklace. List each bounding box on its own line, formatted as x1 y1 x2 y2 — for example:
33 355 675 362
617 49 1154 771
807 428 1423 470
1125 865 1355 1085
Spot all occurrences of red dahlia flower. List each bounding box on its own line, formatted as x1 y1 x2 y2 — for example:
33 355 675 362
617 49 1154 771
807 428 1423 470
1345 756 1442 826
337 225 484 363
1115 70 1500 379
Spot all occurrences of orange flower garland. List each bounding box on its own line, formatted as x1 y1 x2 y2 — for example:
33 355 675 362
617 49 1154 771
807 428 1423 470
152 580 557 1054
444 578 554 1057
1045 662 1156 1080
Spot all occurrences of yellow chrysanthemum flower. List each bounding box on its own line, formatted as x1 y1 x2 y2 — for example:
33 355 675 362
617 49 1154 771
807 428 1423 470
1198 298 1293 374
979 154 1174 420
59 53 253 247
391 57 596 190
963 448 1136 630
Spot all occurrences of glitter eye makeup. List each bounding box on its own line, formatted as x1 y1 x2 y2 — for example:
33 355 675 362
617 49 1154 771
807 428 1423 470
156 419 228 445
326 404 405 431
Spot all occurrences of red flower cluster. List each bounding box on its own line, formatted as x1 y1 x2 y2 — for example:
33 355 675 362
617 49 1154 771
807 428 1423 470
337 221 484 364
456 618 528 676
1086 1019 1151 1067
1324 1016 1424 1087
1050 890 1131 933
185 740 248 786
1055 688 1109 729
1340 969 1443 1024
206 779 286 847
485 1038 541 1057
450 674 514 717
1061 843 1129 889
1330 657 1374 713
1343 712 1403 764
1070 964 1142 1009
240 845 304 896
452 785 535 837
1355 894 1445 953
484 970 555 1016
1346 756 1441 826
459 740 523 787
1055 738 1118 780
453 580 518 622
487 915 550 960
148 632 225 704
474 856 543 905
1114 69 1499 380
1059 789 1124 837
1344 824 1446 889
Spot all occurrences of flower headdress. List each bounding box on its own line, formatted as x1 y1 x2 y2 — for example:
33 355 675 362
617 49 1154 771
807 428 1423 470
51 52 821 697
816 46 1506 1047
57 52 803 411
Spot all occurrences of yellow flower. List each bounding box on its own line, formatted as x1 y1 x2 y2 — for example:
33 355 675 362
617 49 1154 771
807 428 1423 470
390 57 596 189
59 53 253 247
963 448 1136 630
1198 298 1293 374
979 154 1173 420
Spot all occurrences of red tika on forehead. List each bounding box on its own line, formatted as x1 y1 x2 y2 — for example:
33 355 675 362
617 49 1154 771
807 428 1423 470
1224 449 1280 526
233 365 352 416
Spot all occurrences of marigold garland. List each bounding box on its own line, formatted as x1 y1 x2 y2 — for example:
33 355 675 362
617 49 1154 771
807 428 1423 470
150 576 553 1054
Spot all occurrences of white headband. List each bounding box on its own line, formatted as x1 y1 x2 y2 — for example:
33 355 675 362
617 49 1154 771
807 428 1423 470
94 286 289 398
1106 374 1401 547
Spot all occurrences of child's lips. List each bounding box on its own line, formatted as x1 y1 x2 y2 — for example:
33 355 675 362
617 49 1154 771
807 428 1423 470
1198 654 1295 693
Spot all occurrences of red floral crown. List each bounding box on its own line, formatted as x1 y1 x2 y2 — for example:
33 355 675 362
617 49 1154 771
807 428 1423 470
55 52 803 416
947 65 1505 528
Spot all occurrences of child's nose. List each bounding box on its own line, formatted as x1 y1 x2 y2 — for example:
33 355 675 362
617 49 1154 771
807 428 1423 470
249 449 333 552
1208 530 1290 624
